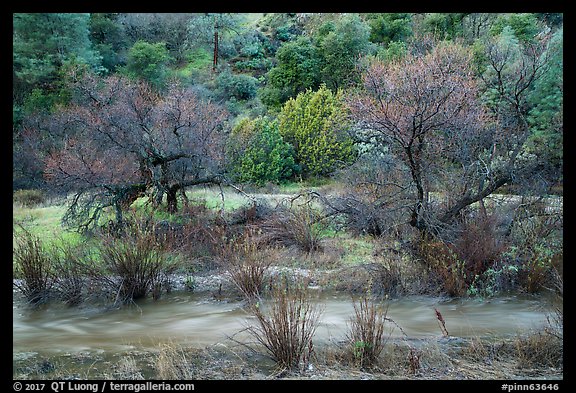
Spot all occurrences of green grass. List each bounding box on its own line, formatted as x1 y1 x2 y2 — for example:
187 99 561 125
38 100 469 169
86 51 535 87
13 185 379 273
276 178 335 194
13 204 82 245
173 48 212 79
13 187 255 244
337 236 377 266
185 187 252 211
239 13 265 28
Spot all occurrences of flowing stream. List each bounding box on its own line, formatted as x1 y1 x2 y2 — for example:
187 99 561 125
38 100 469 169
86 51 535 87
13 291 553 359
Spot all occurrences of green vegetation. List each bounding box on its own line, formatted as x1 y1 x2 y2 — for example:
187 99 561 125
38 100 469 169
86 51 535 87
123 40 172 89
278 86 356 178
227 116 297 185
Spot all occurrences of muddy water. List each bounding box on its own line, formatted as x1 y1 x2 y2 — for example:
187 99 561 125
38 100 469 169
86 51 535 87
13 292 552 357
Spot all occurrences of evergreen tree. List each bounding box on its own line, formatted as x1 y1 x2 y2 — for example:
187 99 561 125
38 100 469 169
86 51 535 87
526 28 563 174
278 86 356 178
490 13 540 43
366 13 412 45
317 14 373 90
260 36 322 110
227 117 296 185
13 13 102 104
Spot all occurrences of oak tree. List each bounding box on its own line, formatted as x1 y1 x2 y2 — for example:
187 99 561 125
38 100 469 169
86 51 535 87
35 72 228 231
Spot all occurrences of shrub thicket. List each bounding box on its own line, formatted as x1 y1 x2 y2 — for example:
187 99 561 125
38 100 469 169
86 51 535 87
13 189 45 207
258 202 325 253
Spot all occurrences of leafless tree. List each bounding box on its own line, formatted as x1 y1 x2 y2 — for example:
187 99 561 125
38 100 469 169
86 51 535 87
36 72 228 231
343 34 557 240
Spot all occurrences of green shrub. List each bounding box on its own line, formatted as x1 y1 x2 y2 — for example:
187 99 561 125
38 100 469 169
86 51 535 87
124 40 172 89
216 70 258 100
13 189 45 207
227 116 297 185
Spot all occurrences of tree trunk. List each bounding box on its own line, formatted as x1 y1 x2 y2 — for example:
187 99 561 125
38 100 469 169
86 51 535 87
114 202 124 227
166 187 178 213
212 27 219 71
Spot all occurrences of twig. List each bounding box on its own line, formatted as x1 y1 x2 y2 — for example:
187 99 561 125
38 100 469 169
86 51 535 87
434 307 449 336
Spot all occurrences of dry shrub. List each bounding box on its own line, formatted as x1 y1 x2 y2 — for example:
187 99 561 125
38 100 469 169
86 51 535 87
13 226 54 304
227 199 274 226
544 266 563 341
155 341 195 379
416 211 518 297
364 259 405 298
258 204 324 253
328 196 387 237
520 249 563 294
452 214 508 278
346 296 389 369
515 332 563 369
154 204 227 266
417 239 468 297
13 189 45 207
508 205 563 294
247 280 322 371
220 229 273 302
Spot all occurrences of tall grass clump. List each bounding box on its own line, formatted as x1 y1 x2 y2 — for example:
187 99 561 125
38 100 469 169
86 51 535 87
247 280 322 371
97 221 174 302
13 226 54 304
346 295 389 369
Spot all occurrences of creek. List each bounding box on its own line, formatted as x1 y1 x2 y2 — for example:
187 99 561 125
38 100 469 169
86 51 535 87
13 291 553 358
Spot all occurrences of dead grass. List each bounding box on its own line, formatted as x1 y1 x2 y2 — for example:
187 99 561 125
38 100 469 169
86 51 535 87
514 332 563 369
114 356 144 379
155 341 195 379
13 332 563 380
